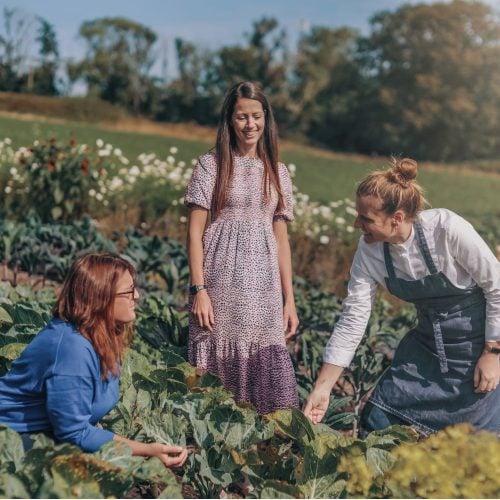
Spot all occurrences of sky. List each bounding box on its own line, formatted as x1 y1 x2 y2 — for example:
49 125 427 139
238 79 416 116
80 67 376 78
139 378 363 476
3 0 500 81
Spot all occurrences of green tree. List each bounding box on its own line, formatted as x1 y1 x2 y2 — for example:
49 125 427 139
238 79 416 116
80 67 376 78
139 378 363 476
153 38 218 124
213 17 290 127
359 0 500 160
27 18 60 95
291 26 364 148
0 8 36 91
69 17 157 113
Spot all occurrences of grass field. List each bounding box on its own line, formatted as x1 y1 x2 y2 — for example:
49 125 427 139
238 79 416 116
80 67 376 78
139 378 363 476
1 114 499 223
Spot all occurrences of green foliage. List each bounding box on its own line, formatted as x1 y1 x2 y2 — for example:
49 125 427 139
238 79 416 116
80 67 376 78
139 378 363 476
3 138 117 222
1 281 496 498
0 213 116 283
341 424 500 499
69 17 157 113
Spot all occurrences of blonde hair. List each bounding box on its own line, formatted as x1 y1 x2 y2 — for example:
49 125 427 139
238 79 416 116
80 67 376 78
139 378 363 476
356 157 428 219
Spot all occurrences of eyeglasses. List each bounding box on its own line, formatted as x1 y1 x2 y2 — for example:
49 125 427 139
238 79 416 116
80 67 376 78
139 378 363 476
115 286 137 300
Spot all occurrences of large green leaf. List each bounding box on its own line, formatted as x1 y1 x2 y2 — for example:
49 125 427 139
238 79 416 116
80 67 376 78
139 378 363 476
0 472 31 498
366 447 395 476
37 465 103 498
0 306 13 326
140 411 187 447
0 343 26 361
266 408 315 445
256 480 303 498
0 426 25 469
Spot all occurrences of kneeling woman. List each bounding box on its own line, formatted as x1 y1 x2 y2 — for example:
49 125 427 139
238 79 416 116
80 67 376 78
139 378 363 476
304 158 500 435
0 253 188 467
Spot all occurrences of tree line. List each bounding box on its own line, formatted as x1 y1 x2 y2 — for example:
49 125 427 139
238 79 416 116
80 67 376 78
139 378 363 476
1 0 500 161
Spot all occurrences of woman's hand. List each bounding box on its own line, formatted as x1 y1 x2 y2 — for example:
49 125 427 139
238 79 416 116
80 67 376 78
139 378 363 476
114 435 189 469
146 443 189 468
283 302 299 340
303 387 331 424
192 289 215 331
474 351 500 393
302 363 344 424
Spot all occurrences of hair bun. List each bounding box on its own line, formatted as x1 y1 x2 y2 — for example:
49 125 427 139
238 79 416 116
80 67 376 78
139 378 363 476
390 157 418 185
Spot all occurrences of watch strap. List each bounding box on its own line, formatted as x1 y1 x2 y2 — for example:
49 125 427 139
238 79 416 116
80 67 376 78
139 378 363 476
190 284 207 294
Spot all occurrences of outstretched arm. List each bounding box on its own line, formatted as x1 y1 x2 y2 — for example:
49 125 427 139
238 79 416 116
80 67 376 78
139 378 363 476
114 435 188 468
303 363 344 424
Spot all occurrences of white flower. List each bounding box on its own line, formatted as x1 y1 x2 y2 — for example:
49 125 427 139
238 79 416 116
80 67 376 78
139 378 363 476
167 155 175 164
178 161 186 168
9 167 17 176
96 139 104 148
129 166 140 176
98 149 110 157
347 226 355 233
89 189 96 197
319 235 330 244
335 217 346 225
180 215 187 223
345 206 357 216
170 146 178 154
95 193 104 201
168 171 181 182
4 138 12 145
103 200 109 206
31 162 39 171
4 186 12 194
109 177 124 191
113 148 122 156
191 158 198 166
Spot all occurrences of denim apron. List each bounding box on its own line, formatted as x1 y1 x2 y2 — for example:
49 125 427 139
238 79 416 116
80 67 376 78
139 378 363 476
369 221 500 435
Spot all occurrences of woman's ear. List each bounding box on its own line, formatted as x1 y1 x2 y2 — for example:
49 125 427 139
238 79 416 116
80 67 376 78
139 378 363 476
392 210 405 226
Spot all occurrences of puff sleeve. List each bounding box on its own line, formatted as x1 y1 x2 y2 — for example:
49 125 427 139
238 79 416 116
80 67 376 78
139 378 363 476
184 153 217 210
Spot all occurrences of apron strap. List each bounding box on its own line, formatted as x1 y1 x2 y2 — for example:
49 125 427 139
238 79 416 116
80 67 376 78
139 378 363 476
429 310 449 374
414 221 439 274
383 242 397 280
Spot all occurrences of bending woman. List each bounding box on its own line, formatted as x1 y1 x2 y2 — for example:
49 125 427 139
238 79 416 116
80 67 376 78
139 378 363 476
304 158 500 435
185 81 299 414
0 253 188 467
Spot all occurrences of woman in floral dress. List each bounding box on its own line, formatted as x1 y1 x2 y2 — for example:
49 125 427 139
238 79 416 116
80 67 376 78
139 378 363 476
185 81 299 413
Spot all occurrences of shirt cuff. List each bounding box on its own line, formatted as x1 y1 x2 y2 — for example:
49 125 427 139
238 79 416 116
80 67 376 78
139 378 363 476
485 324 500 343
322 347 355 368
79 427 114 453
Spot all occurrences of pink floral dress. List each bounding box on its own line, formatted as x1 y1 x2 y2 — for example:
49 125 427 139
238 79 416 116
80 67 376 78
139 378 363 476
185 152 299 413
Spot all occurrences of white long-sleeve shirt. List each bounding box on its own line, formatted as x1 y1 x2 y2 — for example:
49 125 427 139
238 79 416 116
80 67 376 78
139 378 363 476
323 208 500 367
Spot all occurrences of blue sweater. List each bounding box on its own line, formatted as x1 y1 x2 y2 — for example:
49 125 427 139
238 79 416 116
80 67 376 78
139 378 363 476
0 318 118 452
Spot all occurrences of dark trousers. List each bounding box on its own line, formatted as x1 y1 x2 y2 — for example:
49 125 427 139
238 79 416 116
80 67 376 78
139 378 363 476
359 402 408 437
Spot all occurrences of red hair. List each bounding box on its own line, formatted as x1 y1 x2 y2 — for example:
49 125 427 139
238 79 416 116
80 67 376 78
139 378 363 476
53 253 136 381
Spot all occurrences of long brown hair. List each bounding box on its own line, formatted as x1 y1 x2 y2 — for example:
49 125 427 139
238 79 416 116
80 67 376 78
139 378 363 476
213 81 284 217
53 253 136 381
356 157 428 219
